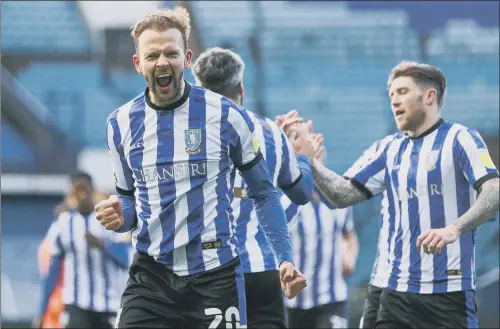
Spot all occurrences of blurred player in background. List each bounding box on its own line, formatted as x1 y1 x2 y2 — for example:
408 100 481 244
303 61 500 328
192 47 315 328
95 7 305 328
38 238 64 328
282 138 359 329
35 171 130 328
340 138 391 329
37 179 112 328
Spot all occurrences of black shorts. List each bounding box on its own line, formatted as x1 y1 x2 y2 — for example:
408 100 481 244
244 270 286 328
359 284 383 328
116 252 246 328
287 301 349 328
62 304 117 328
375 288 479 329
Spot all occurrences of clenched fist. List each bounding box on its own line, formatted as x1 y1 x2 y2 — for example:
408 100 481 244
94 195 124 231
279 261 307 299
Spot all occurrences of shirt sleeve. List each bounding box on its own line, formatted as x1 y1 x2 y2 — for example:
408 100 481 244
106 113 135 195
344 137 392 198
239 158 294 265
225 103 263 170
453 128 499 191
280 194 301 225
277 127 301 187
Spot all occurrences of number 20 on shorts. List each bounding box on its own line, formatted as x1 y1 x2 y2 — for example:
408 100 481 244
204 307 247 328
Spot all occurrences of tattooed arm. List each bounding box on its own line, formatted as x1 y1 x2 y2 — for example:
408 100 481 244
418 177 499 254
311 158 367 208
455 177 500 233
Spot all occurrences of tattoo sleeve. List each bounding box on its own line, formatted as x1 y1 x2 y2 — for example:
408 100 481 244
311 158 367 208
456 178 500 233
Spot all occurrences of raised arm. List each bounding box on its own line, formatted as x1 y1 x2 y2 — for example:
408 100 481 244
227 102 306 298
312 158 368 208
276 121 314 205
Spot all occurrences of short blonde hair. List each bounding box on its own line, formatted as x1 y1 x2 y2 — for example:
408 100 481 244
387 61 447 107
131 7 191 53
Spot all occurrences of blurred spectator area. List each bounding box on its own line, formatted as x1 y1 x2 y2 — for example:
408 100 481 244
1 1 498 325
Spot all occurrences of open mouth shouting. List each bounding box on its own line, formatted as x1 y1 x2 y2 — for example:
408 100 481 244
155 73 173 91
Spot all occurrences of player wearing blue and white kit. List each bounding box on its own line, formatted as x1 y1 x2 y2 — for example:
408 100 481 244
94 8 306 328
302 61 500 329
37 172 130 329
192 47 314 328
343 139 392 329
282 147 359 329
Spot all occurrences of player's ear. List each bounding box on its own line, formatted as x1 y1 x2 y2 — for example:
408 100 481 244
239 82 244 97
425 88 436 106
184 49 193 68
133 54 143 75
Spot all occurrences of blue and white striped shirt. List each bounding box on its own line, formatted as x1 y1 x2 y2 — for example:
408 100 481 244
283 196 354 309
232 111 302 273
47 210 128 313
344 138 392 289
106 83 265 276
348 120 499 293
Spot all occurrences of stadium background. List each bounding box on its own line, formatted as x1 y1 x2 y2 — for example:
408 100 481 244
1 1 498 327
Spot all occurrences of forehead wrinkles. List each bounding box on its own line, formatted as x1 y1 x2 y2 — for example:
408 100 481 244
140 29 184 52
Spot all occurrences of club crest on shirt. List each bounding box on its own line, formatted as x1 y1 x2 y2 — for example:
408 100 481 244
425 150 440 171
185 129 202 154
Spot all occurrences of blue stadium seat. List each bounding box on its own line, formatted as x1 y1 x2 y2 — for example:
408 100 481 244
16 62 123 146
109 70 146 97
1 1 91 54
1 121 37 169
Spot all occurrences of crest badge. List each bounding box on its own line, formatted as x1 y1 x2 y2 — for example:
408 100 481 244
425 150 440 171
185 129 202 154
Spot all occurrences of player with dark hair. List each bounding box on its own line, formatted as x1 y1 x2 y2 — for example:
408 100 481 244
35 171 130 328
192 47 313 328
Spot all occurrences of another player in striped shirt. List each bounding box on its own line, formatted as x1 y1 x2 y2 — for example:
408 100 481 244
282 144 359 329
342 139 391 329
94 8 305 328
36 172 130 328
303 61 500 328
192 47 314 328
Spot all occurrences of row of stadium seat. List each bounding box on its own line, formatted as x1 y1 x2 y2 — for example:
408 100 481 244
1 122 37 169
2 1 91 54
13 58 499 159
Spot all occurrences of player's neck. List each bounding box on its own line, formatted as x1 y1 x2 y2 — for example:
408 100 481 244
229 97 241 106
77 201 94 215
408 114 443 139
147 80 190 110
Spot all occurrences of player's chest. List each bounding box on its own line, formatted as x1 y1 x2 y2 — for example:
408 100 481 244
123 115 228 171
60 215 109 251
295 204 338 240
387 138 455 199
